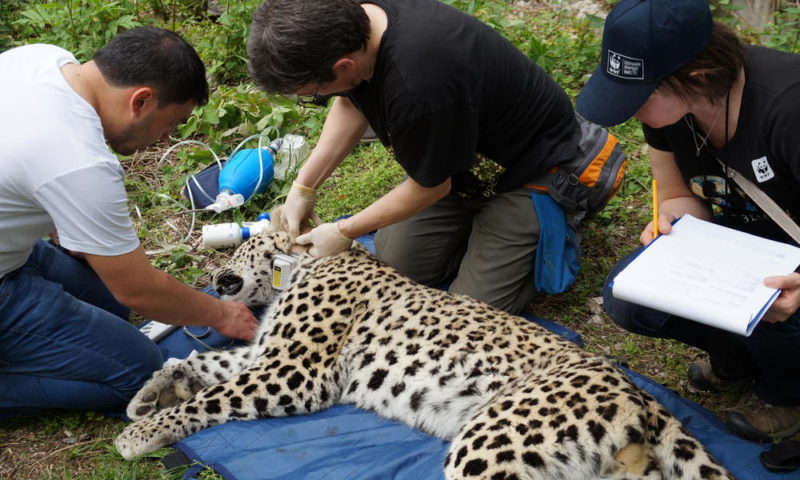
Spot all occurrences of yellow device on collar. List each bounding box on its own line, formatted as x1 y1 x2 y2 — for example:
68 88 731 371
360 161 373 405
272 253 299 290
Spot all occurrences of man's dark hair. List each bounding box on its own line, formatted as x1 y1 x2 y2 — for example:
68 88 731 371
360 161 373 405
247 0 370 94
93 26 209 107
659 22 745 105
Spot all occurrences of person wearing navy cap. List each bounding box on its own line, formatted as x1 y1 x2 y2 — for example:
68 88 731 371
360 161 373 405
579 0 800 443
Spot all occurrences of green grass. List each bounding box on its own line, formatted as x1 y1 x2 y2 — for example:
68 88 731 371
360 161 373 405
0 412 176 479
315 142 406 222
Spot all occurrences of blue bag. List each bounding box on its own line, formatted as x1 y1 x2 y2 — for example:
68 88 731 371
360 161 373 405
155 317 790 480
531 192 581 294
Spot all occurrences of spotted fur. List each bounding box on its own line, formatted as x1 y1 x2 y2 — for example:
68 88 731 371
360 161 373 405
116 232 734 480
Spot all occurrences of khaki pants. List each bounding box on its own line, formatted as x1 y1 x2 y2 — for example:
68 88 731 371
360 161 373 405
374 187 540 314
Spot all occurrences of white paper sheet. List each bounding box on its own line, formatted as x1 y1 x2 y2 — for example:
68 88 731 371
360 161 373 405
612 215 800 336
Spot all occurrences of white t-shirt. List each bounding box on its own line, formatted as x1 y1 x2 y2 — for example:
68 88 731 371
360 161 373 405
0 44 140 277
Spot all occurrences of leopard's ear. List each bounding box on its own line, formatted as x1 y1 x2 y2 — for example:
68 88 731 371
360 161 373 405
265 204 284 234
270 231 294 253
265 204 313 239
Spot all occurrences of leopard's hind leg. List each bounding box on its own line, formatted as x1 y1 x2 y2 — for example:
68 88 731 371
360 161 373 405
643 399 735 480
126 346 256 420
116 346 343 459
444 361 665 480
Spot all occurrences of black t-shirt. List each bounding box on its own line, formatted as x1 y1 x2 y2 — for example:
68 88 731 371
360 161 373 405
347 0 579 198
644 45 800 243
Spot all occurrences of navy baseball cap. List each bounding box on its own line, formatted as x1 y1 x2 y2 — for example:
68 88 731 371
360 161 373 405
576 0 713 127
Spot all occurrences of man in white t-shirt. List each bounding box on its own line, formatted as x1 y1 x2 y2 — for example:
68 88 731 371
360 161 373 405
0 27 259 416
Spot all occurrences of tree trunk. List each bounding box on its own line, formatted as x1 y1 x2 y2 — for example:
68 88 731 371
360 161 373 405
731 0 780 29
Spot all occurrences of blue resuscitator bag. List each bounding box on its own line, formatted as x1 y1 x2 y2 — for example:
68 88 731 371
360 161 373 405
183 147 276 209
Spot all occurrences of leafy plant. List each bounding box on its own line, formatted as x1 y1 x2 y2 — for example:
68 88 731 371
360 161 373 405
0 1 19 51
151 246 205 283
499 8 603 98
440 0 505 17
708 0 745 26
182 1 261 85
11 0 142 61
143 0 212 27
761 6 800 53
178 84 322 152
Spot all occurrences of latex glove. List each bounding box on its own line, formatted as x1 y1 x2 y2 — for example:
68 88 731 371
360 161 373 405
281 182 319 237
295 222 353 258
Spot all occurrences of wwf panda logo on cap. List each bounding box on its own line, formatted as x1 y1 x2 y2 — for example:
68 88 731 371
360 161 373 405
607 50 643 80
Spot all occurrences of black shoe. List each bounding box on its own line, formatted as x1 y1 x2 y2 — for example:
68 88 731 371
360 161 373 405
687 358 753 393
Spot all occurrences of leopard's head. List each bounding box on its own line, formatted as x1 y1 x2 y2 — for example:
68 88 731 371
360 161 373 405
212 231 304 307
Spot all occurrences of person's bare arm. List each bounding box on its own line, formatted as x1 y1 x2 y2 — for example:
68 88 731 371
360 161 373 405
282 97 369 236
84 247 259 341
641 147 713 245
295 176 451 257
295 96 369 189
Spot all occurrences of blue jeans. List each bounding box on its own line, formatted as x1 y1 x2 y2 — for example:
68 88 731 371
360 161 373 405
603 248 800 407
0 241 163 418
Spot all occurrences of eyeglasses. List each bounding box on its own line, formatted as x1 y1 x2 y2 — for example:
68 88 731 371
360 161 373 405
295 84 331 107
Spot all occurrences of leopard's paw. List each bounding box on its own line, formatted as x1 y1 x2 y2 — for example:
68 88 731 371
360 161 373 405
115 417 180 460
126 363 205 420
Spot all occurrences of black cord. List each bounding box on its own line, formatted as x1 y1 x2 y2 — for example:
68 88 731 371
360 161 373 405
696 91 731 199
723 90 730 195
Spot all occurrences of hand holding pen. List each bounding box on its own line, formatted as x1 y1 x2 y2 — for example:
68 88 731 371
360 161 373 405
640 180 677 246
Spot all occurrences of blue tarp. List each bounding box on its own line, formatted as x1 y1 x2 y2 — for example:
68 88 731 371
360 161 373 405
153 314 791 480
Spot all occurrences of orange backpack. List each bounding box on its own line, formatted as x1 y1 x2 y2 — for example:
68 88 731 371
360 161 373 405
527 114 627 221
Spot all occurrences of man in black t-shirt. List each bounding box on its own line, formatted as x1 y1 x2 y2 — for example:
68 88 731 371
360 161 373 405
247 0 579 314
577 0 800 443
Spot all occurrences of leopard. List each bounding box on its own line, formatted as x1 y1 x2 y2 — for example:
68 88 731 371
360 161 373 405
115 231 735 480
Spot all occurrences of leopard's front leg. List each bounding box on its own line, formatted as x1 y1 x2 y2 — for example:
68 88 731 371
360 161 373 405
126 346 255 421
115 351 342 459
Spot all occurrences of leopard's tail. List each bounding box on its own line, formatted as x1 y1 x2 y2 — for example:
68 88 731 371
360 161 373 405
645 398 736 480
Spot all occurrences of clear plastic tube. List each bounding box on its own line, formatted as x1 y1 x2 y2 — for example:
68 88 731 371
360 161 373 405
135 131 276 255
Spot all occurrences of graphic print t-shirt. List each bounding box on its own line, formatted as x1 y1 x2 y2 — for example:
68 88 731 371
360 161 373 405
644 45 800 243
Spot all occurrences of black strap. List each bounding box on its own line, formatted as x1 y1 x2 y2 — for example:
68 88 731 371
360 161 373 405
760 440 800 472
162 449 193 470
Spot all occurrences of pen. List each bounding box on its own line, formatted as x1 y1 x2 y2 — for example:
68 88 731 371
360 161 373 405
652 179 659 237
